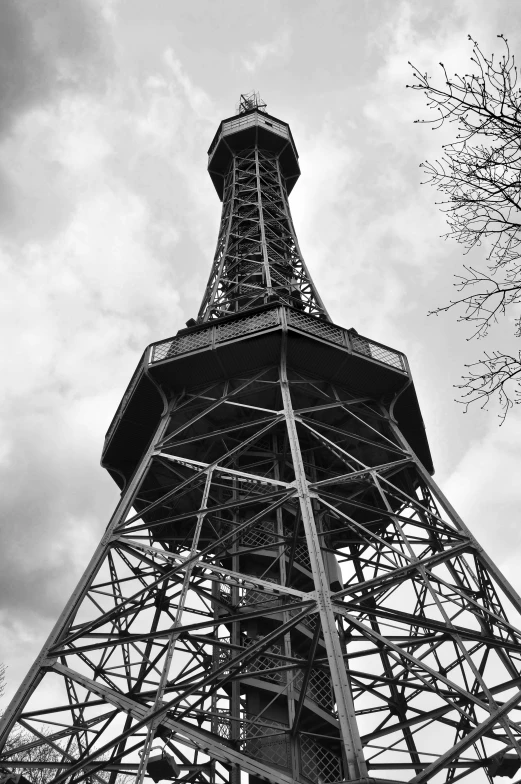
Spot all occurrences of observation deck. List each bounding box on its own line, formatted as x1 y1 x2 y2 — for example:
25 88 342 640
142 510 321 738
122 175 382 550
101 304 432 488
208 108 301 199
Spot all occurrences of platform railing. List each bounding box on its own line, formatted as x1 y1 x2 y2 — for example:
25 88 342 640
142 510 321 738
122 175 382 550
104 307 407 452
150 306 407 372
208 112 289 160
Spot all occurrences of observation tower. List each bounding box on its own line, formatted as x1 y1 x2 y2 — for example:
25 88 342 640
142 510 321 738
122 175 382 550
3 92 521 784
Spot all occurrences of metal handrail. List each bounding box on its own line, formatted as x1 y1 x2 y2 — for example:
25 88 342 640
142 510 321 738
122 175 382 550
149 307 407 373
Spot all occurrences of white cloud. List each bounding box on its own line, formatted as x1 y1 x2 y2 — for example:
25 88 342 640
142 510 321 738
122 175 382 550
241 28 291 74
0 20 216 701
443 416 521 592
163 48 215 119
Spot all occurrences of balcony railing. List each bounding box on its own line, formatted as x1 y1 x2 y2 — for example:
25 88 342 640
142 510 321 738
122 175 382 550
104 307 407 454
150 306 407 373
208 112 289 159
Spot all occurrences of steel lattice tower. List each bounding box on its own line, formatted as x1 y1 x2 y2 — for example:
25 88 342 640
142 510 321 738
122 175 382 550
3 92 521 784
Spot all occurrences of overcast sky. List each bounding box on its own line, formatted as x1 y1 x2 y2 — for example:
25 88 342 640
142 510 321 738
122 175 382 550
1 0 521 706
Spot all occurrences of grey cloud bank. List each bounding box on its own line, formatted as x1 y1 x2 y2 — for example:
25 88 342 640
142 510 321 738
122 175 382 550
0 0 112 138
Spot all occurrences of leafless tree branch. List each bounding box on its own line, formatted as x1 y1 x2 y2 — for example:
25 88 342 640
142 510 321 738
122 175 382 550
1 667 130 784
408 35 521 419
456 350 521 422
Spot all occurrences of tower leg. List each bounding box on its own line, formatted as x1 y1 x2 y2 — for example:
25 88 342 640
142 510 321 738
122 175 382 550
0 407 173 751
280 348 367 780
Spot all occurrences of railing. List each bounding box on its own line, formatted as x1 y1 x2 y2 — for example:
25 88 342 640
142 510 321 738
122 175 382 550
215 640 333 710
214 710 342 784
214 709 342 784
300 735 343 783
242 713 290 770
150 306 407 372
104 309 407 454
208 112 289 159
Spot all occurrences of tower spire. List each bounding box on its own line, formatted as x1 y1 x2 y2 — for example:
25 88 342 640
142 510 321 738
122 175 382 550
199 97 329 321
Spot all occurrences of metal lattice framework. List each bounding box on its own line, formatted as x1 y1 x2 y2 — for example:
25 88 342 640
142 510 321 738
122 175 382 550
3 363 521 783
198 147 328 322
2 97 521 784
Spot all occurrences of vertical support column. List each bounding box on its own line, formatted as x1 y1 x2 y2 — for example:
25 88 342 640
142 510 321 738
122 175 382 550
279 343 367 781
254 148 273 300
199 158 238 322
272 432 299 779
229 476 242 784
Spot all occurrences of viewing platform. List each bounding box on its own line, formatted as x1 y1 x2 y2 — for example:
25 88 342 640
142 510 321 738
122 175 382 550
208 108 300 198
101 304 432 487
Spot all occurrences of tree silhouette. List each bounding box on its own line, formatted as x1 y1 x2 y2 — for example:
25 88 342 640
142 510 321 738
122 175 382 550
409 34 521 421
1 665 62 784
1 666 133 784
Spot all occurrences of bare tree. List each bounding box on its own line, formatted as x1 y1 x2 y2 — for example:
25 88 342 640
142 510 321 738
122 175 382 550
1 668 133 784
408 34 521 420
1 666 63 784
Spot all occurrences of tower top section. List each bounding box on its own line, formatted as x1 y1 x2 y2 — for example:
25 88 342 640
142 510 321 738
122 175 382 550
207 98 300 199
200 96 328 321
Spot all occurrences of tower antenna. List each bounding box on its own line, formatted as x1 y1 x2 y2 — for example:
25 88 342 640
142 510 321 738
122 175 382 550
237 90 267 114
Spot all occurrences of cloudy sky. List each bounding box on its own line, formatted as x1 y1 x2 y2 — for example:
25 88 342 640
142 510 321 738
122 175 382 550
1 0 521 706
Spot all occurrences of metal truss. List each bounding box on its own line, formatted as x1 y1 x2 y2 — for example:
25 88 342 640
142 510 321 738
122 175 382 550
197 148 329 322
3 97 521 784
3 354 521 784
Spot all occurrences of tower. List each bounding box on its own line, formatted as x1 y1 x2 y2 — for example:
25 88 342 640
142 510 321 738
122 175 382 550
2 91 521 784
